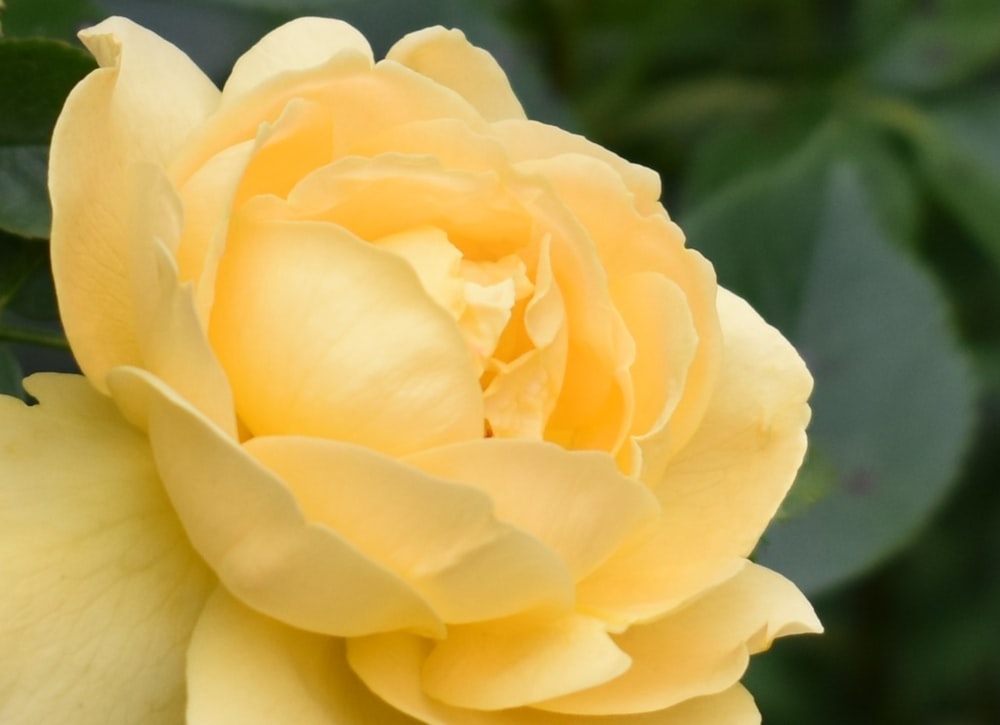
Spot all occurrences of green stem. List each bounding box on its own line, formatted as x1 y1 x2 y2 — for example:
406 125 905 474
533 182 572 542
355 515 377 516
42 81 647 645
0 325 69 349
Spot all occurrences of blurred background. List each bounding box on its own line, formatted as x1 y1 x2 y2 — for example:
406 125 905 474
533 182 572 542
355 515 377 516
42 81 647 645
1 1 998 722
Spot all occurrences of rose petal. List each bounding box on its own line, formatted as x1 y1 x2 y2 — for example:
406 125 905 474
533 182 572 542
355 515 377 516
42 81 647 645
0 374 214 724
126 164 237 438
406 439 659 580
516 187 634 456
187 588 414 725
107 367 444 638
347 118 510 171
513 152 720 471
348 633 761 724
421 616 630 710
387 27 525 122
577 552 747 631
50 17 220 392
539 563 821 715
173 54 485 183
222 17 373 103
245 435 575 623
209 216 484 455
492 119 662 214
654 288 813 559
484 237 568 438
251 152 533 259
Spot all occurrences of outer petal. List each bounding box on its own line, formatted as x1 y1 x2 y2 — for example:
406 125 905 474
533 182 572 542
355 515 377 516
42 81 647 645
654 288 813 559
107 367 444 638
245 435 575 623
513 152 720 470
491 119 662 213
0 375 214 724
128 164 238 438
406 439 659 580
188 589 416 725
538 563 821 715
209 216 484 455
387 27 525 122
222 17 373 102
420 616 630 709
348 633 761 724
50 17 219 391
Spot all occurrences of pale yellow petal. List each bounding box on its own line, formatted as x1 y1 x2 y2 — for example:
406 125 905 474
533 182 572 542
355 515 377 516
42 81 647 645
223 17 373 103
106 366 444 638
516 187 634 456
187 589 416 725
421 616 630 710
173 54 484 183
209 216 483 455
245 435 575 623
126 164 237 438
50 17 219 391
373 226 466 317
513 152 720 470
484 236 568 439
492 119 662 213
347 117 510 171
387 27 525 122
0 374 214 724
655 288 812 559
406 439 658 580
251 152 533 259
577 553 747 630
539 563 820 715
348 633 759 725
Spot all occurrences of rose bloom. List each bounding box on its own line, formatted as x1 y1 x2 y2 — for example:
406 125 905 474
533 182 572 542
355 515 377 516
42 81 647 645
0 16 820 724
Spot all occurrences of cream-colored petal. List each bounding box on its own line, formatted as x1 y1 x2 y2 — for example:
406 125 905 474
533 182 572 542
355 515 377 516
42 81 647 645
209 216 483 455
654 288 812 559
577 550 746 630
347 117 510 172
174 139 257 319
348 633 760 725
0 374 215 724
387 27 525 122
421 616 630 710
126 164 237 438
373 226 466 317
187 588 416 725
484 235 568 439
50 17 219 391
613 273 697 441
107 366 444 638
245 435 575 623
515 186 634 457
251 152 533 259
223 17 373 103
173 54 485 184
513 152 720 470
539 563 820 715
492 119 662 213
407 439 658 580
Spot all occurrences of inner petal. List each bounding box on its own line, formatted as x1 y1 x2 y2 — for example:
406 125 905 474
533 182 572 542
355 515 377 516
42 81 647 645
209 214 484 456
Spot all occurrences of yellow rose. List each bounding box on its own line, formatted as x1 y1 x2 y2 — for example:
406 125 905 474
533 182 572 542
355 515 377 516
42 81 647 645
0 16 820 724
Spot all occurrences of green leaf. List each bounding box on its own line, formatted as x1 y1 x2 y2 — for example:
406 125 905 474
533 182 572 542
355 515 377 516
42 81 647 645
684 137 975 595
0 146 49 238
682 127 832 332
1 0 102 41
0 344 24 399
0 38 96 239
865 0 1000 93
914 93 1000 271
0 39 96 145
